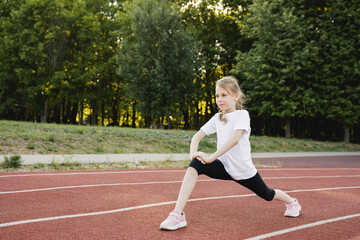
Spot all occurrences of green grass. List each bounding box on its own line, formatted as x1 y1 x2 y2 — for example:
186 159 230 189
1 120 359 156
0 120 212 155
1 120 360 172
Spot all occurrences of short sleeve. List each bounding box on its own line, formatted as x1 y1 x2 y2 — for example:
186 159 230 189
200 114 218 135
234 110 250 132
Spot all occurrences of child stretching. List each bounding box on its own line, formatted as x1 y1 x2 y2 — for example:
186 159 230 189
160 76 301 231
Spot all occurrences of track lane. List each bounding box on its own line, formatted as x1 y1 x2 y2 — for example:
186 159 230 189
1 167 359 192
1 188 359 240
1 169 360 223
1 164 360 239
1 173 359 222
2 175 360 195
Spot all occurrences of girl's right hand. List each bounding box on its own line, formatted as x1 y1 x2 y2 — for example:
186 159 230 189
192 151 205 160
192 152 208 164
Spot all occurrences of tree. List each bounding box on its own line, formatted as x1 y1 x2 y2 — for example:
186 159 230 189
179 0 252 128
316 0 360 142
232 0 322 138
0 0 26 120
116 0 200 128
0 0 74 122
232 0 359 142
78 0 124 126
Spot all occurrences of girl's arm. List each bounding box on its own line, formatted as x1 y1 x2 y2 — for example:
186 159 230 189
189 130 207 160
194 129 245 164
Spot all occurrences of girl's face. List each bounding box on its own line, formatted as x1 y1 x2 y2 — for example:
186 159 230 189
215 86 240 114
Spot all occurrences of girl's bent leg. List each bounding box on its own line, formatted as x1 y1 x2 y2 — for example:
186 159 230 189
174 167 198 213
160 167 198 230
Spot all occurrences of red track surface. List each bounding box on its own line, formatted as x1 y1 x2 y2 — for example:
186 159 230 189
1 156 360 239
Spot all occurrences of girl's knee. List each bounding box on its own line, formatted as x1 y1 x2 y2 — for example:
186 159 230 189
255 188 275 201
187 165 199 175
188 158 203 175
262 189 276 201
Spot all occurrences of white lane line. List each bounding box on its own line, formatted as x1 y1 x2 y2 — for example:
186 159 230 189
0 200 177 228
0 179 213 194
245 213 360 240
1 175 360 195
264 175 360 180
1 168 359 178
0 170 186 178
260 168 360 171
0 186 359 228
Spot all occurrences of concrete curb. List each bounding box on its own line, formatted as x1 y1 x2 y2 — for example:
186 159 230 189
1 152 359 165
1 154 190 165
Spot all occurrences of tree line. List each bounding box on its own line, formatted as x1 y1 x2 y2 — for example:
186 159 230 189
0 0 359 143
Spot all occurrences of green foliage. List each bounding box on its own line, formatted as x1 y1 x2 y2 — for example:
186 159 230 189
49 159 60 169
315 0 360 128
26 143 36 150
1 0 74 121
180 0 252 126
116 0 201 126
32 163 46 169
232 0 360 141
234 0 321 118
0 0 124 125
1 155 23 168
0 0 359 142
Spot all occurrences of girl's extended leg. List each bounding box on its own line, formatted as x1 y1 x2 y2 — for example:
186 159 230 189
174 167 198 213
273 189 295 204
235 172 301 217
274 189 301 217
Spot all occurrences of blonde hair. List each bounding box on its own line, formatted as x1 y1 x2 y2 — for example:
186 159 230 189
216 76 246 123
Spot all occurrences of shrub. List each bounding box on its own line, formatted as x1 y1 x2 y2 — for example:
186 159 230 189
26 143 35 150
1 155 23 168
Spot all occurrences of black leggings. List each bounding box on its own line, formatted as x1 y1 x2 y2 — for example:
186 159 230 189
189 159 275 201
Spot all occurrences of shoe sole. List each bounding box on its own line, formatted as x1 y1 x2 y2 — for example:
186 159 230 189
284 213 300 217
159 221 187 231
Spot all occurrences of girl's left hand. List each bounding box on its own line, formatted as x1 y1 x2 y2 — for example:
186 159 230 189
193 152 212 164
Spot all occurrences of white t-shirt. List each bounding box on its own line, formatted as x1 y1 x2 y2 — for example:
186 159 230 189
200 110 257 180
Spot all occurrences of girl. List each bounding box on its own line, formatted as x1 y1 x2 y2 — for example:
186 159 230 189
159 76 301 231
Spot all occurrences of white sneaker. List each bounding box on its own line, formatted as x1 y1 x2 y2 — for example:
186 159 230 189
159 211 187 230
284 198 301 217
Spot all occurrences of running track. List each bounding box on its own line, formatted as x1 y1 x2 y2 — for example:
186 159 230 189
0 156 359 239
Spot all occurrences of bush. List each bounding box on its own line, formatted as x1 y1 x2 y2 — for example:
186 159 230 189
1 155 23 168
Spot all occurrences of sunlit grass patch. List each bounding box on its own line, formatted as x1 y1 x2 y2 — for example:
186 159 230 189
0 120 359 157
